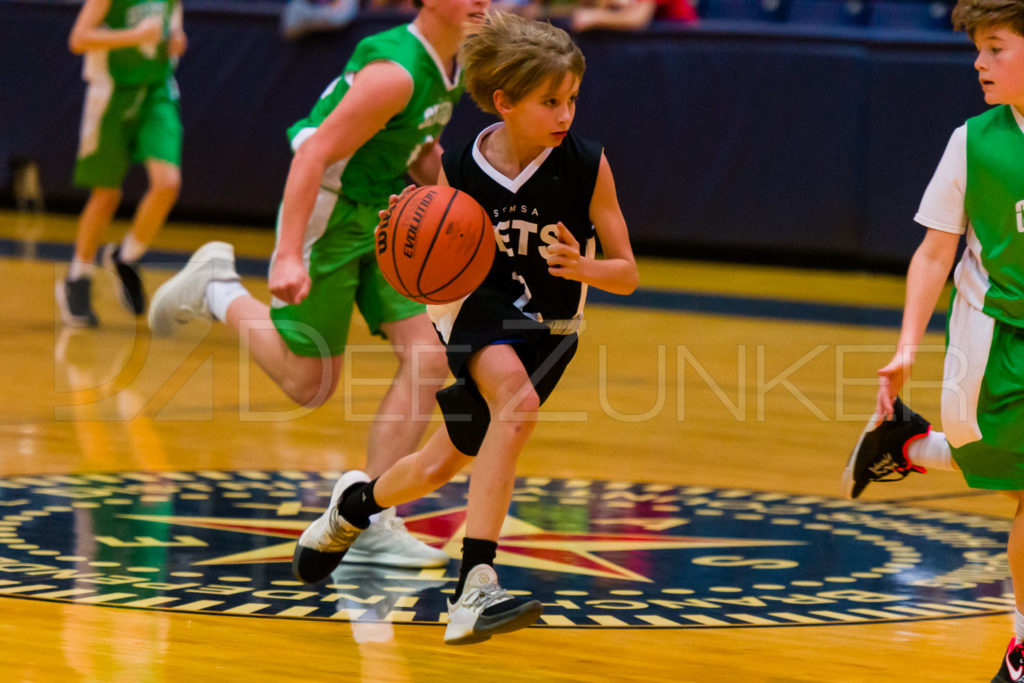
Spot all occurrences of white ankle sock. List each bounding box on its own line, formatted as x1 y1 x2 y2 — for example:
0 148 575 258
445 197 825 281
907 430 956 471
205 280 248 322
1015 609 1024 643
119 233 146 263
68 260 95 281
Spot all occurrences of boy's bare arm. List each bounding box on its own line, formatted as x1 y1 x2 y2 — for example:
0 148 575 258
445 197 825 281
408 142 444 186
271 61 414 305
547 153 638 295
169 3 187 58
876 228 960 416
69 0 163 54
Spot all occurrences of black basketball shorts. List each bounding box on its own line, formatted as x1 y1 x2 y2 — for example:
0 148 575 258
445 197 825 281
433 288 579 456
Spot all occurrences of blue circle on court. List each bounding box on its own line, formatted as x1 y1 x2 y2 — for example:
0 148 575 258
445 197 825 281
0 471 1011 628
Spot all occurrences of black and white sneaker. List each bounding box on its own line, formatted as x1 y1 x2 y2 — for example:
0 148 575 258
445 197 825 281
55 277 98 328
292 471 370 584
994 637 1024 683
102 243 146 315
444 564 542 645
841 397 930 499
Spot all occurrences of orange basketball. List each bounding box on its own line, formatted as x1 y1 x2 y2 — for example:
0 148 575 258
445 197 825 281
375 185 495 304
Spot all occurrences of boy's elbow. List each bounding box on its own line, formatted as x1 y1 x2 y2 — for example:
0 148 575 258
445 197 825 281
616 266 639 295
68 33 86 54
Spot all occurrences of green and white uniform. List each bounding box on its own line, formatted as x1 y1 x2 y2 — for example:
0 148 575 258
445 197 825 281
74 0 182 188
915 104 1024 489
270 23 463 357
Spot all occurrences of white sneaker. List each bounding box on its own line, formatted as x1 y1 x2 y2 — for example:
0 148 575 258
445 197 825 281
443 565 542 645
148 241 239 337
292 471 370 583
343 507 450 568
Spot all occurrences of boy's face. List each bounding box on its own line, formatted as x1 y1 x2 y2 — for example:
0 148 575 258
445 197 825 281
429 0 489 31
501 72 581 149
973 25 1024 108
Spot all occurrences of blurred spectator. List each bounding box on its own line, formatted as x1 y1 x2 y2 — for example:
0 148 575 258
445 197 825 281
571 0 696 31
281 0 361 39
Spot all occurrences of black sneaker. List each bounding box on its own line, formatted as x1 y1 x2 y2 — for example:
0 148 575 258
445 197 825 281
994 637 1024 683
841 397 930 499
102 243 146 315
55 277 98 328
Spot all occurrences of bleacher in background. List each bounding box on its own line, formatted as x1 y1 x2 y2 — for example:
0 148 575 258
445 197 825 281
0 0 983 267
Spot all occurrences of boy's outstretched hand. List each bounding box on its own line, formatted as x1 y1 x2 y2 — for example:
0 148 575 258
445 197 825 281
546 222 582 280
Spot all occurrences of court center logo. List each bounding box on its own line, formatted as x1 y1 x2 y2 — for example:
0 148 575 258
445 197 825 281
0 471 1013 628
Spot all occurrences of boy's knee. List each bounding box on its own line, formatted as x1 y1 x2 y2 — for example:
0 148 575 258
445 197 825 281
148 166 181 196
492 383 540 426
418 350 450 381
281 369 337 407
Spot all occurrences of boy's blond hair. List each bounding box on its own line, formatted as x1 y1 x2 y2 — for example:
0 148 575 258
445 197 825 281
952 0 1024 38
460 12 585 116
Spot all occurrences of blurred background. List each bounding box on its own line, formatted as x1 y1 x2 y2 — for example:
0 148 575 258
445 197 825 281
0 0 985 271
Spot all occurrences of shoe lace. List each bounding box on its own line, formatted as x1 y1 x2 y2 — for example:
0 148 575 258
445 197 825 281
464 582 510 610
325 509 361 548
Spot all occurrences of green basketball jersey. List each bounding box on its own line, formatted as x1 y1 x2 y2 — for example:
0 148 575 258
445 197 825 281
964 105 1024 327
287 23 464 207
84 0 176 85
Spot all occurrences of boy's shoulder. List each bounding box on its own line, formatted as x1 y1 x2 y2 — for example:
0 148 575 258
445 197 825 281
352 23 414 57
563 130 603 159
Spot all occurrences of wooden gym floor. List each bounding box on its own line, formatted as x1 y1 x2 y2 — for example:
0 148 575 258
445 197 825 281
0 208 1013 682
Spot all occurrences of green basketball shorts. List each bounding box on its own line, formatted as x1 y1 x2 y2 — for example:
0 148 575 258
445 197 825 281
943 292 1024 489
74 77 182 189
269 191 425 358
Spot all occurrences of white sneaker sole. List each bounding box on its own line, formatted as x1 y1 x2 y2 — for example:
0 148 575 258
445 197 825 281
841 412 881 499
444 600 543 646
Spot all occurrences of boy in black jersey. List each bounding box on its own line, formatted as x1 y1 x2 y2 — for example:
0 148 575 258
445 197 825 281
292 11 638 645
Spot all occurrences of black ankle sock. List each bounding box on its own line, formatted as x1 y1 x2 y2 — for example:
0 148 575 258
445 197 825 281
454 537 498 600
337 478 384 530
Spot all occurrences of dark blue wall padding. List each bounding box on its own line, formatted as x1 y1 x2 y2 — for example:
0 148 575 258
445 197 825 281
0 1 984 264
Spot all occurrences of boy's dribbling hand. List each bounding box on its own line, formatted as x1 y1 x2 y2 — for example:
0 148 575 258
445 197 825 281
546 222 582 280
269 254 311 305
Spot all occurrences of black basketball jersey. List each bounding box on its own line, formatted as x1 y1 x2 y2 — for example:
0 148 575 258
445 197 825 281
441 123 603 324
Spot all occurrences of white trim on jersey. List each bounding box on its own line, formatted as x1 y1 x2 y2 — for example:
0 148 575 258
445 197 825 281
406 23 461 92
942 293 992 448
576 235 597 319
268 187 338 309
914 124 968 236
427 299 465 344
77 72 114 160
471 123 553 193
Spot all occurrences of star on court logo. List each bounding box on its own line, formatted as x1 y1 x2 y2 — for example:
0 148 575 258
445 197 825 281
0 471 1014 628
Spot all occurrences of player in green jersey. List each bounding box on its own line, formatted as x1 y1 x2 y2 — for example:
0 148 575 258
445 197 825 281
841 2 1024 680
148 0 489 568
59 0 186 327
